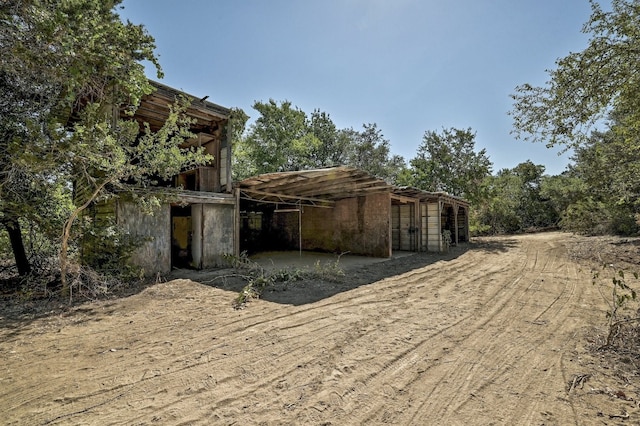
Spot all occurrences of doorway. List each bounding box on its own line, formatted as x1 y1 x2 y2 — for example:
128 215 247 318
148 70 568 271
171 205 192 268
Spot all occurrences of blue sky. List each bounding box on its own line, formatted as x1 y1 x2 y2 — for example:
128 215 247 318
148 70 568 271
119 0 608 176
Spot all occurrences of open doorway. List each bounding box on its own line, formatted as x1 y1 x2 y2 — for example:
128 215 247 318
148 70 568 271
171 205 192 268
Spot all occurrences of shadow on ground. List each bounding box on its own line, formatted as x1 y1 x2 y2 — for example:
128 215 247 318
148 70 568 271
175 242 475 306
0 238 516 328
471 237 520 254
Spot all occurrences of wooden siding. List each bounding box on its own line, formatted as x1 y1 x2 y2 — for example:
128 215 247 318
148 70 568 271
220 148 228 187
426 202 441 252
420 203 428 251
391 204 415 251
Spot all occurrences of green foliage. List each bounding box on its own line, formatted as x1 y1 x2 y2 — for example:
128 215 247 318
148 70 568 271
562 198 612 235
1 0 216 295
561 198 638 236
224 253 344 309
69 98 208 197
308 110 351 168
509 0 640 237
79 217 144 279
311 257 346 282
511 0 640 148
235 99 312 177
1 0 163 278
402 127 492 205
538 174 586 217
472 161 560 235
554 121 640 236
343 123 407 183
232 100 406 182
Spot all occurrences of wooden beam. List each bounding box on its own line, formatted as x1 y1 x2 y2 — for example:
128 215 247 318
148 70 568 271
391 193 419 204
240 189 335 208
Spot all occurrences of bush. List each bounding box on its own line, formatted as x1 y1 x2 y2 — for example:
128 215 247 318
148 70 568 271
561 199 639 236
79 217 145 280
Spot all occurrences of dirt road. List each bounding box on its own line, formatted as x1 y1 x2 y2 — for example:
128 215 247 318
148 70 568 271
1 232 637 425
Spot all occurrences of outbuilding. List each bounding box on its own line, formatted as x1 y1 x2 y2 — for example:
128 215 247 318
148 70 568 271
237 167 469 258
89 81 236 274
98 83 469 274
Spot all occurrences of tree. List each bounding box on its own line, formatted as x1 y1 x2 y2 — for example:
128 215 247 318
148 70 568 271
511 0 640 149
538 173 587 220
236 99 317 177
403 127 492 204
308 110 351 168
343 123 406 183
1 0 209 288
472 162 560 234
511 0 640 236
234 102 406 182
229 107 251 181
559 124 640 235
59 100 210 292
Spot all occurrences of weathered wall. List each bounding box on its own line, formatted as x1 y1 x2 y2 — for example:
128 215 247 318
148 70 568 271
457 206 469 243
300 192 391 257
271 210 300 249
420 204 428 251
116 201 172 275
426 201 442 252
201 203 235 267
391 203 416 251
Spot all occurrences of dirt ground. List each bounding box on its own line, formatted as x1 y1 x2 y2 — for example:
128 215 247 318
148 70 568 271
2 232 640 425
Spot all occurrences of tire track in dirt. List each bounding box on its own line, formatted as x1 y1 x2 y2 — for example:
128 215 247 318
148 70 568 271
112 249 513 424
285 233 584 425
0 239 546 425
2 233 612 425
284 243 531 423
392 235 593 425
161 246 524 422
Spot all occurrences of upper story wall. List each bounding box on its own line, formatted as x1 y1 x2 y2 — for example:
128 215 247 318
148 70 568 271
127 81 232 193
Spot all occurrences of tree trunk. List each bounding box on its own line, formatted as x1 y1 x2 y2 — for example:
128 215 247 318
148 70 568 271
60 179 111 298
2 216 31 276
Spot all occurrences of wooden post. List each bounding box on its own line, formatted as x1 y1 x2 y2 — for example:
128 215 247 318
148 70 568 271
414 199 420 252
438 200 443 252
234 188 240 257
454 204 459 245
225 122 233 193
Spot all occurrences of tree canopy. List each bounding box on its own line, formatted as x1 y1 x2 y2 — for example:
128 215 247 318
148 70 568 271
511 0 640 149
233 100 406 183
510 0 640 235
400 127 492 205
1 0 209 285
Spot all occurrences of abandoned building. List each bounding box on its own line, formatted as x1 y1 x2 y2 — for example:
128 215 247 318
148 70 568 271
103 81 236 274
100 81 469 274
237 167 469 259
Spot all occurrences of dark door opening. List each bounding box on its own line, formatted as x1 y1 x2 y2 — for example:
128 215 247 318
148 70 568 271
171 205 192 268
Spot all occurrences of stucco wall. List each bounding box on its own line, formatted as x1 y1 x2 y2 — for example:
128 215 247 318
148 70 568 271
116 201 172 275
201 203 235 268
300 192 391 258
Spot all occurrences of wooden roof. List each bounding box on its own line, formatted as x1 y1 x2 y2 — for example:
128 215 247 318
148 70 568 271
237 167 392 207
237 167 470 208
129 80 230 133
393 186 470 207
